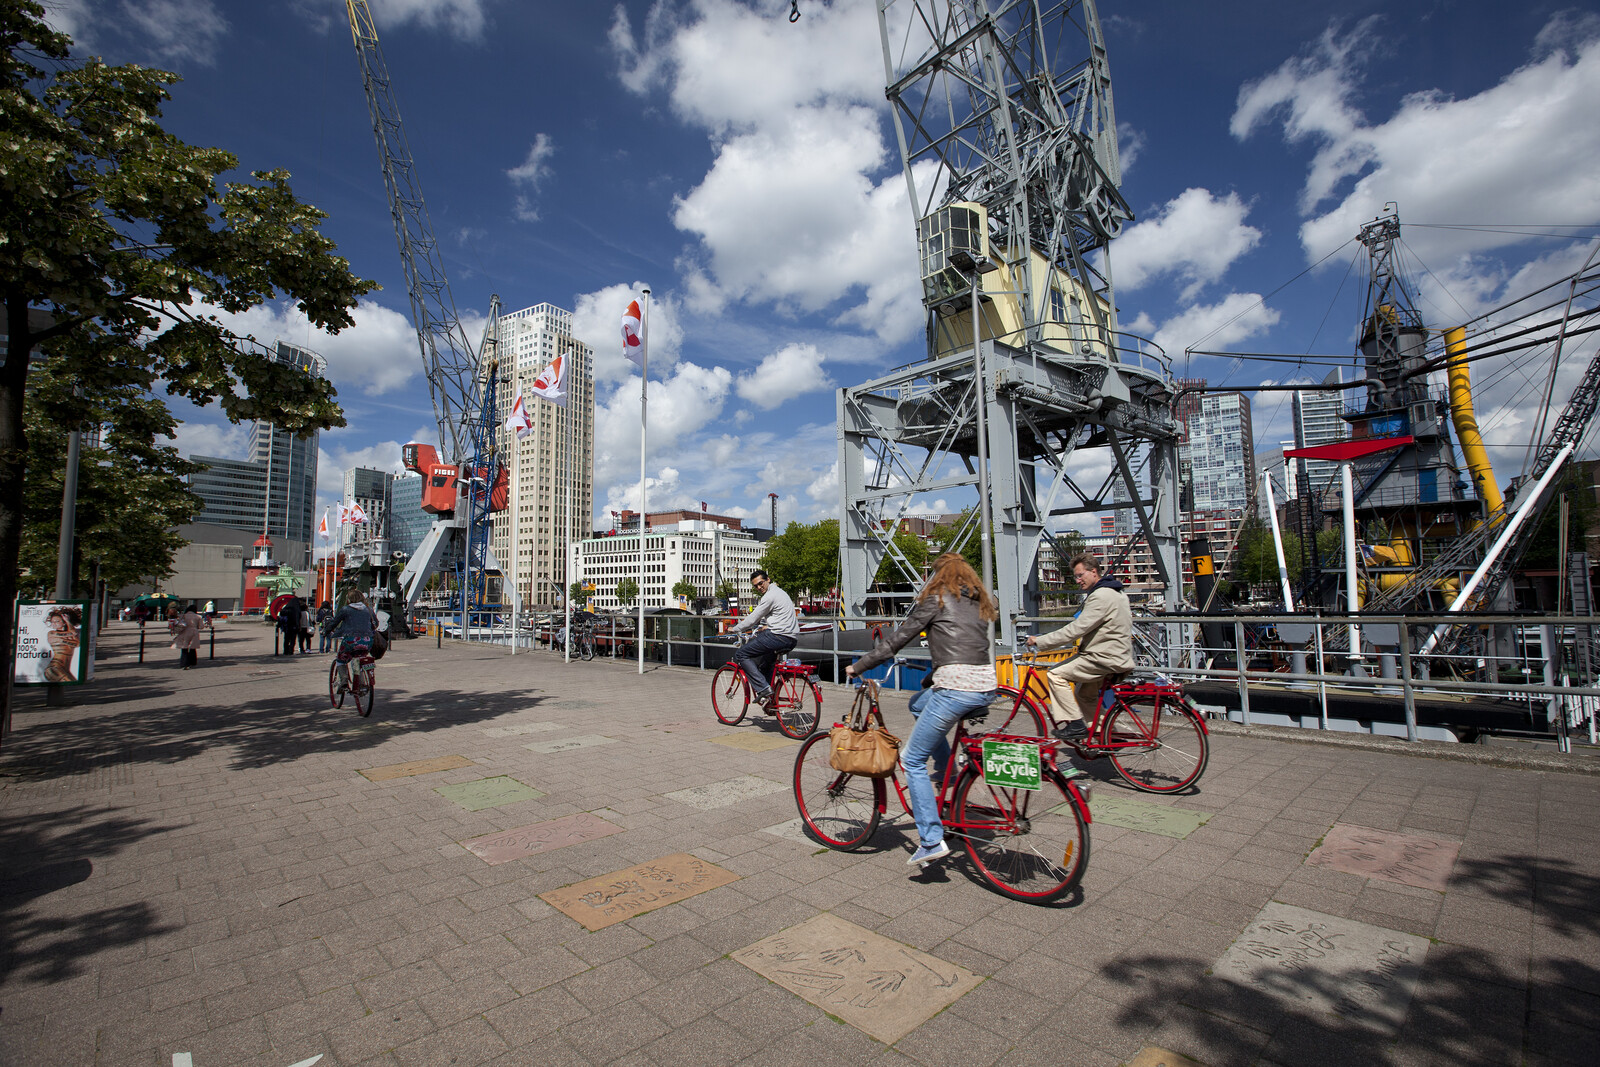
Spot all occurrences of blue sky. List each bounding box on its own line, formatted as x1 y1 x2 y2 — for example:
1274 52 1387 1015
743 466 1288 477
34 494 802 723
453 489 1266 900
42 0 1600 532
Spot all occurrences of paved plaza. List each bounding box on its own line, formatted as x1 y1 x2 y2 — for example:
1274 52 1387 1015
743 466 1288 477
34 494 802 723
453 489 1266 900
1 621 1597 1066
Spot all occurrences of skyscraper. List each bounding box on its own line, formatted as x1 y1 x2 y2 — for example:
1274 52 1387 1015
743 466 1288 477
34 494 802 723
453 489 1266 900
389 475 429 559
1184 391 1255 511
490 303 595 608
1293 368 1348 500
189 340 323 544
342 466 394 563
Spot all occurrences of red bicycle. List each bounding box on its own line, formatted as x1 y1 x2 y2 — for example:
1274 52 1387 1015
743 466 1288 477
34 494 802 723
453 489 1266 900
999 655 1209 793
712 655 821 739
329 653 375 717
793 680 1091 904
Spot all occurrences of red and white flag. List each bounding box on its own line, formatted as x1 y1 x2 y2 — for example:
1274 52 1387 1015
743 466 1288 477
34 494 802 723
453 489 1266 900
337 502 350 527
700 501 708 512
318 511 330 542
505 391 535 437
346 502 368 525
529 354 567 407
621 299 645 369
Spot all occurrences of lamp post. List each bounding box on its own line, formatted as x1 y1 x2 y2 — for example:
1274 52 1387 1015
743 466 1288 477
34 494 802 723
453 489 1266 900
46 413 84 707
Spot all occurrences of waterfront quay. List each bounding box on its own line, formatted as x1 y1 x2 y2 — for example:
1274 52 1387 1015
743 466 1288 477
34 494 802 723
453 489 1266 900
1 622 1596 1066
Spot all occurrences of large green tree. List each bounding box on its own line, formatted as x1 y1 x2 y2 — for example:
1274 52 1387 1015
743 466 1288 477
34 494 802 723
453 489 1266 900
614 577 638 607
1 5 373 726
760 519 839 597
872 526 929 586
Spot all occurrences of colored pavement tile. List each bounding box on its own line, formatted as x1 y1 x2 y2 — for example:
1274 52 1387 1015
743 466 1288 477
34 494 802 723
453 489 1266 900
434 775 546 811
708 732 798 752
733 913 982 1045
663 774 787 810
359 754 474 781
1086 792 1213 839
1306 823 1461 892
462 812 626 864
540 852 740 930
523 734 618 754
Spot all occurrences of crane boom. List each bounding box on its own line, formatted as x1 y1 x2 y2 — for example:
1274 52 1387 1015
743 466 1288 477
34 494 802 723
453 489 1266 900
346 0 478 463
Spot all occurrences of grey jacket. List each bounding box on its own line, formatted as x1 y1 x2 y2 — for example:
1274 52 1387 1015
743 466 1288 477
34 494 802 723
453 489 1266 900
851 587 992 676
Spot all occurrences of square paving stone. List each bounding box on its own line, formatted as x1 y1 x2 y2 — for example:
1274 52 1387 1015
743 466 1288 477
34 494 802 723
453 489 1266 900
1214 902 1429 1032
435 776 545 812
646 720 705 732
360 755 475 781
732 912 981 1045
663 774 787 810
758 818 813 844
462 813 626 865
540 853 741 931
709 733 799 753
1085 794 1213 839
1306 823 1461 892
1127 1049 1202 1067
523 734 618 754
481 721 567 738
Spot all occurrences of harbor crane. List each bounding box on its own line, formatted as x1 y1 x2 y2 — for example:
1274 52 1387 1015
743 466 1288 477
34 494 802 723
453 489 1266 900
345 0 508 630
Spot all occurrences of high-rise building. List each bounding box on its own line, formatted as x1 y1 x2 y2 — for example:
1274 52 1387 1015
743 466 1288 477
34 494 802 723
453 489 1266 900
1182 391 1255 512
490 303 596 609
342 467 394 563
389 475 428 559
1293 368 1347 500
188 340 324 551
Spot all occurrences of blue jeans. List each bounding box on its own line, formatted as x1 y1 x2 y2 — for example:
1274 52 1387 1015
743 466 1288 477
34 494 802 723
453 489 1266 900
903 686 998 848
732 631 797 697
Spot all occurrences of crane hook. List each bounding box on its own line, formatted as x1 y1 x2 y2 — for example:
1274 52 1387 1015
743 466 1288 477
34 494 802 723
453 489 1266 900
789 1 801 23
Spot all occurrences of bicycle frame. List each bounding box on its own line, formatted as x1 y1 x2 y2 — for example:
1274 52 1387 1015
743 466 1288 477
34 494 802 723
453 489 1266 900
1004 657 1207 757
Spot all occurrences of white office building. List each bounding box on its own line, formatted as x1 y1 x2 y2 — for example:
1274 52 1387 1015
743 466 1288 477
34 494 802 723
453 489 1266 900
1293 368 1348 499
571 522 764 611
1182 391 1255 512
490 303 596 609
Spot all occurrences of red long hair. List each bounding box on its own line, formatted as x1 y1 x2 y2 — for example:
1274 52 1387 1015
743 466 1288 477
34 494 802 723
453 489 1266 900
918 553 998 621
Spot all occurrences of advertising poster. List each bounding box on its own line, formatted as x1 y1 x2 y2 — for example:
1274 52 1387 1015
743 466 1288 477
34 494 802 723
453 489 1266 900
14 600 94 686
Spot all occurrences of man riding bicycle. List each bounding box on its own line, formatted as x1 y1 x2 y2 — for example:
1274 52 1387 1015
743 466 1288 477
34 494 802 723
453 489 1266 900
1026 553 1134 741
727 569 799 713
329 589 379 690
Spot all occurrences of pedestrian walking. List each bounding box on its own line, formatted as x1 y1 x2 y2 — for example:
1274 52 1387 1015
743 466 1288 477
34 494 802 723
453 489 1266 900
275 596 301 656
171 603 204 670
316 600 335 654
298 597 314 653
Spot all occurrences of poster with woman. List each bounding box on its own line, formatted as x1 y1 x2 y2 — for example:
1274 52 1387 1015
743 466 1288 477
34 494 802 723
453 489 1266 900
14 600 94 685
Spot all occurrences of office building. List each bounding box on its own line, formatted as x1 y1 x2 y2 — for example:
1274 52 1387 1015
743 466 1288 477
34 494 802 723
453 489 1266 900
187 340 324 551
1183 391 1255 512
571 521 764 611
342 466 393 563
490 303 596 608
389 475 428 559
1293 368 1348 500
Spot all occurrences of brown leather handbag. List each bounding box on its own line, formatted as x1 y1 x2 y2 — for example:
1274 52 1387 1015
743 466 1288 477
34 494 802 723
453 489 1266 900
829 680 901 778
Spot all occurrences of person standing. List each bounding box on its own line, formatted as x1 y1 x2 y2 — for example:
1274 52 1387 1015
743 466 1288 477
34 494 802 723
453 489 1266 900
845 553 999 866
171 603 204 669
1027 553 1135 740
275 596 301 656
297 597 314 653
315 600 335 654
727 569 800 713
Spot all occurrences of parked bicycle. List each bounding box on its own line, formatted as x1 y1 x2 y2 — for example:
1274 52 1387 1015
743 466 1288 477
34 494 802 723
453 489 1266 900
998 654 1209 793
329 652 376 717
713 655 821 739
793 679 1091 904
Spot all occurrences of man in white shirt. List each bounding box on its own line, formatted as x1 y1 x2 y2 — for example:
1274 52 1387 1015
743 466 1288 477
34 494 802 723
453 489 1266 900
728 569 800 712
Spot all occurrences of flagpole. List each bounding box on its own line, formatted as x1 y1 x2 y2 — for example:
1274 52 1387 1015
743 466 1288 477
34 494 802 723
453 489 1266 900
637 287 650 675
564 357 572 666
510 381 520 656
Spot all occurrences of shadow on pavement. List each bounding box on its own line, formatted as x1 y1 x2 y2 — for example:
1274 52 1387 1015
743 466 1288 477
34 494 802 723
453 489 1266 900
0 806 180 985
1451 853 1600 938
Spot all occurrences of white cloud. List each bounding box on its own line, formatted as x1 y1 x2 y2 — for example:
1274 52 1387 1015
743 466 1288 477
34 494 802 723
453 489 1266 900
367 0 489 39
1234 17 1600 265
1133 293 1281 358
734 343 832 409
212 298 426 396
592 360 733 503
316 438 410 500
507 133 554 222
571 283 686 384
1114 188 1262 298
165 419 249 461
44 0 228 65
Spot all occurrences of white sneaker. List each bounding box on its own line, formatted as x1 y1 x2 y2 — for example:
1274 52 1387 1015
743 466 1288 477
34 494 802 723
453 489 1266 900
907 840 951 866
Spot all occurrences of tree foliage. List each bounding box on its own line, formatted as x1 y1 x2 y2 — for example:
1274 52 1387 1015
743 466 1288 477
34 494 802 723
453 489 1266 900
872 526 929 586
1232 515 1302 593
568 581 590 608
760 519 839 597
614 577 638 607
1522 465 1598 570
671 579 697 601
0 2 373 729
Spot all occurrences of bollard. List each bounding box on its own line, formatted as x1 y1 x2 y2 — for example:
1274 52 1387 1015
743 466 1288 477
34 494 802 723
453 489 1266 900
436 620 441 649
209 625 215 660
139 622 146 663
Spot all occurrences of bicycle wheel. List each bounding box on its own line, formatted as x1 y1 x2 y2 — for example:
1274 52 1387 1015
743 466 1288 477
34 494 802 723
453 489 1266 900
711 663 749 725
990 686 1050 737
1101 695 1209 793
357 670 375 717
580 634 595 661
955 765 1089 904
775 677 820 739
328 660 345 708
793 731 883 850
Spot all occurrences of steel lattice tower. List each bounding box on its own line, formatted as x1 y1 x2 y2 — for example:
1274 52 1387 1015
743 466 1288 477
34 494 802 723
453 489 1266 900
839 0 1181 637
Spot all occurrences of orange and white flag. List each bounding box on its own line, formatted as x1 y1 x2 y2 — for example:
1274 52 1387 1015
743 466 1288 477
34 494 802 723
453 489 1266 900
621 299 645 369
529 354 567 407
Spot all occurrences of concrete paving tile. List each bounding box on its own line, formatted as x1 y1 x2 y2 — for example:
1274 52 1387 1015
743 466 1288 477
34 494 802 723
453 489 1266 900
894 1009 1013 1066
945 977 1058 1037
633 1013 765 1067
714 984 825 1044
557 999 673 1061
264 984 370 1045
560 956 660 1010
629 932 725 980
417 970 521 1028
392 1015 511 1067
203 970 308 1026
354 959 454 1009
636 959 765 1028
496 944 591 995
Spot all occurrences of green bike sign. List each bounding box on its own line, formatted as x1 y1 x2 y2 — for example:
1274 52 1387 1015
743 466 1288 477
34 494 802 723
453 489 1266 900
981 739 1042 791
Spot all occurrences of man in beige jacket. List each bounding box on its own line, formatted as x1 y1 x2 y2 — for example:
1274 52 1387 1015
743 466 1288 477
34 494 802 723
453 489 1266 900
1026 554 1135 740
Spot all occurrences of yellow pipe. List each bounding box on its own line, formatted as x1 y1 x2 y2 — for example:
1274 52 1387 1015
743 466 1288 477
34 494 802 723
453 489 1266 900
1445 325 1504 517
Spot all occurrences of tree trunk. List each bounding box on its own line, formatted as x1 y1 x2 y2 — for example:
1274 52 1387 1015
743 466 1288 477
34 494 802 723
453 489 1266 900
0 292 36 750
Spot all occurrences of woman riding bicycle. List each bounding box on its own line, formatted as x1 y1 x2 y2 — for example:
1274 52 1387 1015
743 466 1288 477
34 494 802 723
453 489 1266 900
329 589 378 687
844 552 998 867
